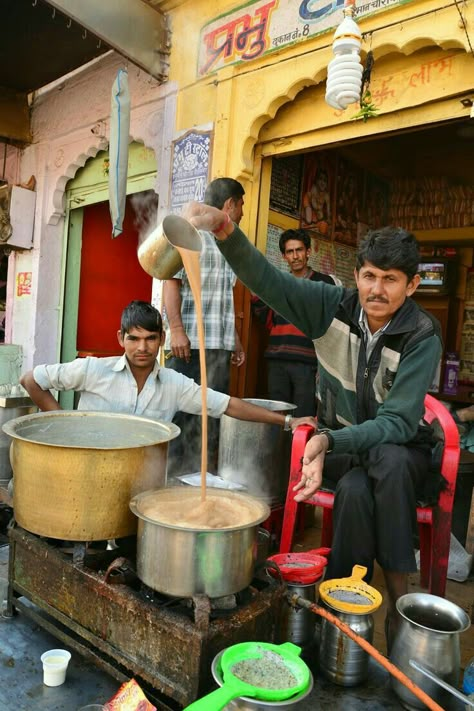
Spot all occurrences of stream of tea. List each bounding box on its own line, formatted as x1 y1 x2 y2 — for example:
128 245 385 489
174 245 208 503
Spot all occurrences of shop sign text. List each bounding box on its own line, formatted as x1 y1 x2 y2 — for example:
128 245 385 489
198 0 409 76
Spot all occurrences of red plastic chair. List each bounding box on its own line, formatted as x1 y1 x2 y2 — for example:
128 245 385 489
279 394 460 597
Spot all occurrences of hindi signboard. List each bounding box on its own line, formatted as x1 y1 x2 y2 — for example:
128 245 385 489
169 130 212 214
198 0 411 76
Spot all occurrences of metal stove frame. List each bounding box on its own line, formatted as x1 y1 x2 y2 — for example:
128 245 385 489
6 525 285 709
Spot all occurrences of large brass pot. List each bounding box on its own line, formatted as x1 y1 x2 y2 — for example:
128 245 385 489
3 411 180 541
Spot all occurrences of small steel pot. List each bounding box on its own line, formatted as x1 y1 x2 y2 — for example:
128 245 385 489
390 592 471 709
130 487 270 597
138 214 201 280
211 649 314 710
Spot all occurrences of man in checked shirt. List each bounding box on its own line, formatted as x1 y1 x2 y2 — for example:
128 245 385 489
163 177 246 475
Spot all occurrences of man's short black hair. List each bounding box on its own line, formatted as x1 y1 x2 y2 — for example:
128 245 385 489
121 300 162 335
356 226 420 281
279 228 311 254
204 178 245 209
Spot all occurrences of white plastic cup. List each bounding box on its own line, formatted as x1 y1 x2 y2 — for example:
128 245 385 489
40 648 71 687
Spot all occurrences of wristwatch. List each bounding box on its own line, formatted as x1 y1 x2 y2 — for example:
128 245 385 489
284 414 293 431
317 428 334 453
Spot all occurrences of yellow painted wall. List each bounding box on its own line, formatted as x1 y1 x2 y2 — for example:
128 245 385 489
167 0 473 189
164 0 474 395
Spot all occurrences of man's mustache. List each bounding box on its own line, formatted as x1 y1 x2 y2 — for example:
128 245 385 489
367 297 388 303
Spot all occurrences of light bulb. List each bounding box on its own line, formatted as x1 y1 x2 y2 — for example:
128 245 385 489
325 12 363 111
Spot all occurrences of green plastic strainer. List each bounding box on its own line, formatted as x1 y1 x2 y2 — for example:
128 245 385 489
183 641 311 711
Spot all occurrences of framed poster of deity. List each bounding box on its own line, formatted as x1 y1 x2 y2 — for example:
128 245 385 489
300 151 336 240
333 157 363 247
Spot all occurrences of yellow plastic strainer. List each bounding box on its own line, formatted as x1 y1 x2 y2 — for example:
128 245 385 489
319 564 383 614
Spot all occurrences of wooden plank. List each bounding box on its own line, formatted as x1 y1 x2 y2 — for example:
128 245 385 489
465 488 474 554
0 89 30 143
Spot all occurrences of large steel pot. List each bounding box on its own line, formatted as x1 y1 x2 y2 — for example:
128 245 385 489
218 399 296 506
130 487 270 597
3 411 179 541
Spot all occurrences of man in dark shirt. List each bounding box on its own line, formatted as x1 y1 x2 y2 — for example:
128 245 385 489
252 229 337 416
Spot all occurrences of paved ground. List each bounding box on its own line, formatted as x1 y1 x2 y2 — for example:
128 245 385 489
0 540 468 711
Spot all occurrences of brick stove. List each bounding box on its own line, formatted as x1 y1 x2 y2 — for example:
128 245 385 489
7 525 285 710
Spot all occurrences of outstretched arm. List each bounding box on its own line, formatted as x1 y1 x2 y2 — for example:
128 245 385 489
20 371 62 411
224 396 316 431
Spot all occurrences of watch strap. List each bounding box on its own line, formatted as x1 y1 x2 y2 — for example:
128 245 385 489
317 428 334 453
284 414 293 431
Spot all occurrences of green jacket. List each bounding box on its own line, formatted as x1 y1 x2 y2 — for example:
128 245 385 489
219 228 443 454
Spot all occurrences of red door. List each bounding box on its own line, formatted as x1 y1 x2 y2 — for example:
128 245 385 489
76 196 154 356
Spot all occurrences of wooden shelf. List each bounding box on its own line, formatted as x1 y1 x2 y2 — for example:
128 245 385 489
414 227 474 245
432 385 474 405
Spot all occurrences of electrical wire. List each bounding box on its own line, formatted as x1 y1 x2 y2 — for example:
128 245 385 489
452 0 474 55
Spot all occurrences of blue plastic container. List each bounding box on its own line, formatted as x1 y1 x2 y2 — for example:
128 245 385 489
463 657 474 695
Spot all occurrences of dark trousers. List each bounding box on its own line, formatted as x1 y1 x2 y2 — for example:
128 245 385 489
267 360 317 417
322 443 431 582
166 349 230 476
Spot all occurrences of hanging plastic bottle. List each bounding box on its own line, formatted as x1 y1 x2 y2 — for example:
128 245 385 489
325 0 363 111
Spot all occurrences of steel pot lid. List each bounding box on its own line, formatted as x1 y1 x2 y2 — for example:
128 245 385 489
3 410 180 449
319 564 383 614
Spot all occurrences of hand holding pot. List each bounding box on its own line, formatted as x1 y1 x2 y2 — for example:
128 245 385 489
183 201 234 239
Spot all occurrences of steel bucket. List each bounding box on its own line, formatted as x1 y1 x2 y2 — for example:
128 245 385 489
218 399 297 506
278 581 317 647
130 487 270 597
390 592 471 710
319 601 374 686
137 214 201 280
4 410 180 540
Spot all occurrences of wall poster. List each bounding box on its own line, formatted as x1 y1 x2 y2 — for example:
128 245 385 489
300 151 336 240
334 244 357 288
169 129 212 215
269 155 303 218
16 272 32 297
307 238 337 277
265 223 286 271
333 157 362 247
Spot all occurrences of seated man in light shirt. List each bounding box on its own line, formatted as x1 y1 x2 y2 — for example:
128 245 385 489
21 300 315 437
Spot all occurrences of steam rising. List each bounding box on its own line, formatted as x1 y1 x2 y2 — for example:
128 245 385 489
131 189 159 246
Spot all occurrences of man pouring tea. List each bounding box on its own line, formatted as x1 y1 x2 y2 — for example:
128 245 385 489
182 201 442 650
